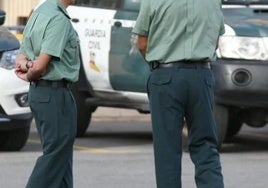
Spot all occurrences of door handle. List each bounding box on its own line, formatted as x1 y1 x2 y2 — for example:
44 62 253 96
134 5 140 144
71 18 80 23
114 21 122 27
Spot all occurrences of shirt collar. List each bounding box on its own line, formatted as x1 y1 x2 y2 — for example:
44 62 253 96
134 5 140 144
48 0 71 19
57 1 71 19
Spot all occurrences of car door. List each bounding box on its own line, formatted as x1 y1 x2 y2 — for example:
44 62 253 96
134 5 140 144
68 0 119 90
109 0 150 93
68 0 149 93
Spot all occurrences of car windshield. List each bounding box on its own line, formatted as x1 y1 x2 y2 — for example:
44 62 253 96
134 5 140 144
222 0 268 5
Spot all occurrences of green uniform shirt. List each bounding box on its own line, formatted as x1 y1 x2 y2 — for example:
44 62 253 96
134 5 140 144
133 0 225 63
20 0 80 82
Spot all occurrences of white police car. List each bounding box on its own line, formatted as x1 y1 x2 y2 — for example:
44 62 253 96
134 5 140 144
0 10 32 151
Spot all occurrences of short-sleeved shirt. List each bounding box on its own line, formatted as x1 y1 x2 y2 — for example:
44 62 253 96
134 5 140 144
20 0 80 82
132 0 225 63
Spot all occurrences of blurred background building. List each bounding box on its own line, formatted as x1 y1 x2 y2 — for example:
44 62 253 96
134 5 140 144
0 0 39 26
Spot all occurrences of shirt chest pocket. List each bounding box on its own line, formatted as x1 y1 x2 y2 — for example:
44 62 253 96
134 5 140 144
69 38 79 48
67 34 79 58
66 36 79 61
68 31 79 49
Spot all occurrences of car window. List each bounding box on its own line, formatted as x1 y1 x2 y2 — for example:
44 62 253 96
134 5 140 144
74 0 122 9
222 0 268 5
123 0 140 11
74 0 141 11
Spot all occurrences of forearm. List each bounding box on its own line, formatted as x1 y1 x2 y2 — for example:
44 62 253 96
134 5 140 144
139 49 147 59
137 35 148 59
26 63 46 81
26 53 51 81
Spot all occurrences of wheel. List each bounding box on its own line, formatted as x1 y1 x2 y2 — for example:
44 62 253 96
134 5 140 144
76 93 92 137
182 122 189 152
214 104 228 150
71 85 92 137
0 126 30 151
225 109 243 139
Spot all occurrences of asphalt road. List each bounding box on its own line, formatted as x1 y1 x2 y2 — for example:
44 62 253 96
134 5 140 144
1 118 268 188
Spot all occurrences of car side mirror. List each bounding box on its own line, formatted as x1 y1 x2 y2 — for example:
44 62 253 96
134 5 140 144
0 10 6 25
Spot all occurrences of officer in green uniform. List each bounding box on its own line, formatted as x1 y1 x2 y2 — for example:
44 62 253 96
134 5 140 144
133 0 225 188
15 0 78 187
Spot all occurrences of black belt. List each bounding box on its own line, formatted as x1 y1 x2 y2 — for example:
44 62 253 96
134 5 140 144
150 61 211 70
30 79 72 88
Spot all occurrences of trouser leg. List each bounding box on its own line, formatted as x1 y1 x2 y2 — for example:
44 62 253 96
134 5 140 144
27 86 76 188
185 68 224 188
60 152 73 188
148 68 187 188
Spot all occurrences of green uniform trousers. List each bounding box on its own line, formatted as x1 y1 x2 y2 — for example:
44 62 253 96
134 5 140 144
148 65 224 188
26 84 77 188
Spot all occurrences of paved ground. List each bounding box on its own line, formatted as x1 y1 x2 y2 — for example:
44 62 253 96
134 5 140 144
1 107 268 188
1 119 268 188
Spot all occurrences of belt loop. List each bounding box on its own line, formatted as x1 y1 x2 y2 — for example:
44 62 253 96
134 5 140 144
196 63 200 70
30 81 37 87
149 61 160 71
196 63 203 70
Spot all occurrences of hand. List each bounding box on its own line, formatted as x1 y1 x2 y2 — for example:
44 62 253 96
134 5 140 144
25 61 33 70
15 60 28 73
15 69 30 82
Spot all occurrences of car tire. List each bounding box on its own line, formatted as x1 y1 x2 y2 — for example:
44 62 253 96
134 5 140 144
225 109 243 139
0 125 30 151
182 122 189 152
71 86 92 137
182 104 228 151
214 104 228 150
